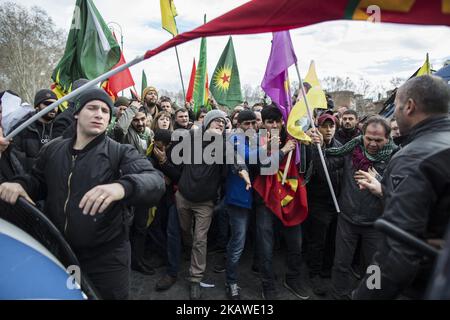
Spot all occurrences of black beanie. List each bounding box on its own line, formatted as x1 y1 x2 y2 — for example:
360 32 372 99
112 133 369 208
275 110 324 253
237 110 256 123
74 88 114 122
261 105 282 122
34 89 57 107
154 129 172 145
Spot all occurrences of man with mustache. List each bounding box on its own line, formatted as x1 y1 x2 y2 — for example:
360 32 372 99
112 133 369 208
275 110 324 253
12 89 59 172
111 100 155 275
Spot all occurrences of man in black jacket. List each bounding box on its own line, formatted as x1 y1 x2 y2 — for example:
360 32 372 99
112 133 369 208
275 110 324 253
335 110 361 145
353 75 450 299
12 89 59 172
304 114 342 295
310 115 397 299
0 88 165 300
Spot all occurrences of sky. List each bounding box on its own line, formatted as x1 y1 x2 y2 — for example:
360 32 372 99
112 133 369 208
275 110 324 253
3 0 450 98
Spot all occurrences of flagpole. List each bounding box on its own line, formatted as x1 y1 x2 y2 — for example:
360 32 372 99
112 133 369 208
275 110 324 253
174 45 186 102
6 55 145 140
294 62 341 213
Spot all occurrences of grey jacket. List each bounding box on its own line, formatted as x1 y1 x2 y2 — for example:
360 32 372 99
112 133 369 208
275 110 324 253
110 105 153 155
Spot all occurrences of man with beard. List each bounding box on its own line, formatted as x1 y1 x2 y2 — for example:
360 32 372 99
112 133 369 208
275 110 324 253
353 75 450 299
12 89 59 172
111 101 155 275
142 86 160 119
335 110 361 145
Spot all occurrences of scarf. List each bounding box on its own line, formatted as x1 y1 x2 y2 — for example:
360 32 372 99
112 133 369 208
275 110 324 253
326 135 398 164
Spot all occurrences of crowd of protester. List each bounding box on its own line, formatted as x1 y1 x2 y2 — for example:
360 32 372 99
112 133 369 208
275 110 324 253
0 74 449 300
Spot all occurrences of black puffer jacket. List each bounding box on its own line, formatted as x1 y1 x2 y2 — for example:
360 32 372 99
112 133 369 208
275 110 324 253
12 118 54 172
306 138 342 208
13 134 165 253
322 142 391 226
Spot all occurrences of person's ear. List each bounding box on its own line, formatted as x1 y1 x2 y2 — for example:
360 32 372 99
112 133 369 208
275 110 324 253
74 115 78 119
405 98 416 116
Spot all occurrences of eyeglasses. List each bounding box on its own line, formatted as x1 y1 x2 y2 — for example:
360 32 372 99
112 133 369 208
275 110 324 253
213 118 226 125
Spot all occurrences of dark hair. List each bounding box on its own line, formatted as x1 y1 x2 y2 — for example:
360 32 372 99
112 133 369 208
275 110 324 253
196 107 208 121
398 75 450 114
362 115 391 138
175 108 188 116
342 109 358 119
160 96 172 104
261 104 282 122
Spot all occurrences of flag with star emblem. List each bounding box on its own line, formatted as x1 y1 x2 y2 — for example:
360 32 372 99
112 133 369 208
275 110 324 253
210 37 243 108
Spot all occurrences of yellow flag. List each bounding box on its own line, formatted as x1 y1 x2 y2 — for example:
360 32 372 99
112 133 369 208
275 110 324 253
287 61 327 143
160 0 178 36
416 53 430 76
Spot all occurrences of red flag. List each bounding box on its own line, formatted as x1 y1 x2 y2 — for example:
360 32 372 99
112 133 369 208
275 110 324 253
144 0 450 60
108 33 135 96
101 80 117 101
253 154 308 227
108 53 135 95
186 58 196 103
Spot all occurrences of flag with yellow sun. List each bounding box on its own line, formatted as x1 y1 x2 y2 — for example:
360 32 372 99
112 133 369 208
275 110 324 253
210 37 243 108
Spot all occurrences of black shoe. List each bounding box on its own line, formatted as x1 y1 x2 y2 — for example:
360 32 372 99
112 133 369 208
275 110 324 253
261 286 279 300
309 275 327 296
131 262 155 275
251 265 261 276
190 282 202 300
226 283 241 300
155 274 177 291
284 279 310 300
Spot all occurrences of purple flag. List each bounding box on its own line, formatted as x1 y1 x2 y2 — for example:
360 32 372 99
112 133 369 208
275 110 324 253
261 31 297 123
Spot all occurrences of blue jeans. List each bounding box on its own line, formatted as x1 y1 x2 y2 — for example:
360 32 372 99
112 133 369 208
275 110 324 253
166 203 181 277
225 204 250 284
256 203 303 289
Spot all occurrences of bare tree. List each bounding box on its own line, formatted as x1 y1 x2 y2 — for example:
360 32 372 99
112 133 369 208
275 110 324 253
0 2 65 103
321 76 356 93
389 77 406 88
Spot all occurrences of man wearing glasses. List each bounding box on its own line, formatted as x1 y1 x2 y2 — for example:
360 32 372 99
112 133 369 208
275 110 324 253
12 89 59 172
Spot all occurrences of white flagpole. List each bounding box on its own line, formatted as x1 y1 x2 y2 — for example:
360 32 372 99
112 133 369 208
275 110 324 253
294 62 340 213
6 55 145 140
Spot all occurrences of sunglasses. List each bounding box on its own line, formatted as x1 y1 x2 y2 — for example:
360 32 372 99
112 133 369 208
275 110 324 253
42 101 56 107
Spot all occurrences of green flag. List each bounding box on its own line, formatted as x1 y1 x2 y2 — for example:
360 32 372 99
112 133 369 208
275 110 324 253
210 37 243 108
141 70 148 99
193 37 208 113
52 0 121 93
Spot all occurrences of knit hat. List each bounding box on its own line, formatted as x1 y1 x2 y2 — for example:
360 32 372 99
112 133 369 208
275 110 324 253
34 89 57 107
203 110 227 130
114 96 130 108
72 78 89 91
237 110 256 123
142 86 158 100
74 88 114 122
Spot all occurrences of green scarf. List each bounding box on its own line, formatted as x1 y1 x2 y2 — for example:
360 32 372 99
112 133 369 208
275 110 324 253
326 135 398 163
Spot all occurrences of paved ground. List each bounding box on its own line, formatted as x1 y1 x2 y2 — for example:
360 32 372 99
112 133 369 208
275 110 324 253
129 246 341 300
